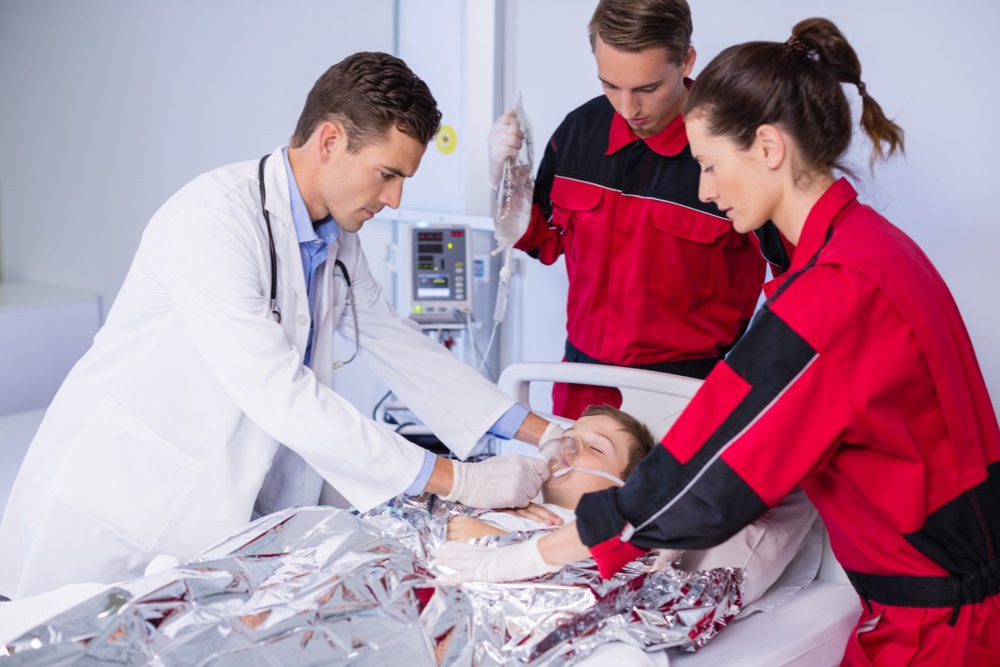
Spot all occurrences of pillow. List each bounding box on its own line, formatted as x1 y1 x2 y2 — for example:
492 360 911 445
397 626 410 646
678 487 822 613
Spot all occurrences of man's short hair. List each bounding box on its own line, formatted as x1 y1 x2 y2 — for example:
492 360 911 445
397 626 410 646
588 0 692 64
290 51 442 152
581 404 655 479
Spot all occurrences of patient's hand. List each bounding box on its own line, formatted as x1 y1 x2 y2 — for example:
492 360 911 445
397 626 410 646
447 515 508 541
648 548 684 572
501 502 565 527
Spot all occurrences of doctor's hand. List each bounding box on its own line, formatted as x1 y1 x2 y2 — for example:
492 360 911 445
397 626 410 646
487 108 523 189
442 454 549 509
539 421 565 447
433 534 562 583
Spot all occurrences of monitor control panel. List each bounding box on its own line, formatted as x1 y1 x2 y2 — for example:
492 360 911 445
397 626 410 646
410 226 472 322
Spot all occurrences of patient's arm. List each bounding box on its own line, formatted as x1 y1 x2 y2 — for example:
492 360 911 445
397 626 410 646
501 502 565 526
447 515 508 541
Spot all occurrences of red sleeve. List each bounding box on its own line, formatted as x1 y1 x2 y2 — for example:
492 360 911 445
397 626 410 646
513 202 564 264
512 126 565 265
577 264 869 577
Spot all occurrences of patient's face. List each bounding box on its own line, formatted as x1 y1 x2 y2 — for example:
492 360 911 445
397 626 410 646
542 414 632 503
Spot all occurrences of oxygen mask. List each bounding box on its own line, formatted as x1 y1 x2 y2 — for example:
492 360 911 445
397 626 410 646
539 435 580 477
538 435 624 487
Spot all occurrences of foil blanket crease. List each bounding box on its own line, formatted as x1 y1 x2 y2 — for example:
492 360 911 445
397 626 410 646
2 496 744 665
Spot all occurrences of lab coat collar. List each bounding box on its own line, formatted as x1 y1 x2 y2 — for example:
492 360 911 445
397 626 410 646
606 78 693 157
262 146 309 305
262 146 293 230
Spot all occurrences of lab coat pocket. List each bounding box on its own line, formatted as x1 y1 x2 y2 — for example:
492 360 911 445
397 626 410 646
549 179 604 277
54 400 207 552
641 207 731 299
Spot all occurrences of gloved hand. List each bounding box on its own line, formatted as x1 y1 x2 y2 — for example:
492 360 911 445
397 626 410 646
433 533 562 583
487 108 523 189
539 421 565 446
442 454 549 508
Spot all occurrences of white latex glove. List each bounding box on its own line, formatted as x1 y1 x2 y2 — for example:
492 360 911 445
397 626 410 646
433 534 562 583
442 454 549 508
487 108 523 189
539 421 565 446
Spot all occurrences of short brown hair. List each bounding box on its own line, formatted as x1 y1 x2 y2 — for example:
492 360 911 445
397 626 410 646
588 0 692 64
290 51 442 152
581 404 655 479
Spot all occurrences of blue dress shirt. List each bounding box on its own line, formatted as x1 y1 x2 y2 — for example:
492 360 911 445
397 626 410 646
280 148 528 496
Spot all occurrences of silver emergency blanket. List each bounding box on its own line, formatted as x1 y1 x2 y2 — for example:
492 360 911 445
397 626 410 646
2 496 743 665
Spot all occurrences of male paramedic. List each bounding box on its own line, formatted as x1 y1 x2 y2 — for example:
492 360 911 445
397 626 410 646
0 51 559 600
488 0 776 419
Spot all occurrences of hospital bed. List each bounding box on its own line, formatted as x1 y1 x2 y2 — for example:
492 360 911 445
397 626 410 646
0 365 861 665
497 362 862 667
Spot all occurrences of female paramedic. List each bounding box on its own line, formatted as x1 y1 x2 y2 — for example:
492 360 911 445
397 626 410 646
435 18 1000 665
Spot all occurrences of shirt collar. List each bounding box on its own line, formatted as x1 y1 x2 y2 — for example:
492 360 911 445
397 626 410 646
789 178 858 273
606 77 693 157
282 147 339 246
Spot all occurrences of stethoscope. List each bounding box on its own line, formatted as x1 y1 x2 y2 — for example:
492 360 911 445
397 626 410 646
258 154 360 369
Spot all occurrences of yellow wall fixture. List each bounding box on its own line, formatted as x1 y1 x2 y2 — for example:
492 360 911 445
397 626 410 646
436 125 457 155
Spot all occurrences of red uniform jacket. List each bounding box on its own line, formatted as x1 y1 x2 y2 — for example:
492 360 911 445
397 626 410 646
516 95 769 417
576 179 1000 665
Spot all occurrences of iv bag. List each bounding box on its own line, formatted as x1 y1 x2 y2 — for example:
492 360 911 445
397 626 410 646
493 93 534 255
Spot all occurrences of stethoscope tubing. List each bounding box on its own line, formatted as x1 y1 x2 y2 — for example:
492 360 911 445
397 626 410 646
258 154 282 323
258 153 359 368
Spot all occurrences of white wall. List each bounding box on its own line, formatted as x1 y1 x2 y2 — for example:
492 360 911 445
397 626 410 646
395 0 501 217
504 0 1000 411
1 0 998 415
0 0 394 317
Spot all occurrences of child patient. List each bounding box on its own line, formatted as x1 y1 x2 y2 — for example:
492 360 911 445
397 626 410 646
444 404 822 609
447 405 654 540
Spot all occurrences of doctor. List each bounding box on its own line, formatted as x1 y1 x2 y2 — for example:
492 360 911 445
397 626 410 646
0 51 556 600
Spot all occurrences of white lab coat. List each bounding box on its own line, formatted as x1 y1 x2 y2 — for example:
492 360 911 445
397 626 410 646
0 148 516 599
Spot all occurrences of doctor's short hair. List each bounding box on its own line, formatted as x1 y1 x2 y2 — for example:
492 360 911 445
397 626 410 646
580 404 655 479
588 0 692 64
290 51 442 152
